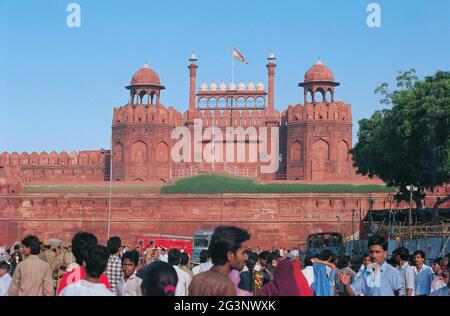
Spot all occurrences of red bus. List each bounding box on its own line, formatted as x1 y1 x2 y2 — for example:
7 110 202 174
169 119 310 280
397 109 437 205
136 234 193 255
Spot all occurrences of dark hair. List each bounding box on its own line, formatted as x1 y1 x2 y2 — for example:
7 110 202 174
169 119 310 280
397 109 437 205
245 252 258 270
433 257 443 266
180 252 190 266
21 235 40 255
0 261 10 271
303 255 313 267
413 250 426 260
319 249 334 261
363 252 370 259
368 235 387 251
141 261 178 296
393 247 409 261
199 250 209 264
168 249 181 266
337 256 350 270
13 245 20 251
107 236 121 255
208 226 250 266
122 250 140 265
85 245 109 279
258 251 271 262
72 232 98 265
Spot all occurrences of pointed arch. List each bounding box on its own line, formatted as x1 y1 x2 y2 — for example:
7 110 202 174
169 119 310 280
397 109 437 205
338 140 349 162
313 138 330 161
113 142 124 163
130 140 148 163
291 140 303 162
156 141 169 163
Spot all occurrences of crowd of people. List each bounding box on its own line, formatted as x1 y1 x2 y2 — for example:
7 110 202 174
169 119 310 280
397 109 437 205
0 226 449 296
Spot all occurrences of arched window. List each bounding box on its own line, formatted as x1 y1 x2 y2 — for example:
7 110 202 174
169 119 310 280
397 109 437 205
291 141 303 161
198 98 207 108
130 141 148 163
208 98 217 108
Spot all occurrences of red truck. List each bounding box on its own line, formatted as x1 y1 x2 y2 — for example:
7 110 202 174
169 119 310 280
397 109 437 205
136 234 193 255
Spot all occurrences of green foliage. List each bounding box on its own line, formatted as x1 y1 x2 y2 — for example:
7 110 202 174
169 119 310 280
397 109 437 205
161 174 394 194
352 70 450 205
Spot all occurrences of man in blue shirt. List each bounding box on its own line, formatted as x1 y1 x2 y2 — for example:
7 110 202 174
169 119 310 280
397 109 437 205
412 250 434 296
339 235 404 296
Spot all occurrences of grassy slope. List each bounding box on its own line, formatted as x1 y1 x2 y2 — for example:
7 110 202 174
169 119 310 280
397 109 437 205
161 174 395 194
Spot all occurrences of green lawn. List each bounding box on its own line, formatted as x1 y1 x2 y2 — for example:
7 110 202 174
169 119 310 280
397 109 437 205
161 174 395 194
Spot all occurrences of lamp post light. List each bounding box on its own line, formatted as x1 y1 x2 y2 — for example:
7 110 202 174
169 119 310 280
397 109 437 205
406 185 418 239
101 139 114 240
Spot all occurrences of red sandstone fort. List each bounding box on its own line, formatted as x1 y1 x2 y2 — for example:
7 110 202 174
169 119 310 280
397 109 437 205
1 54 449 247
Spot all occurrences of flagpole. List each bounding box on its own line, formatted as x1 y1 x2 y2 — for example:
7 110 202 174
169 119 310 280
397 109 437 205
231 47 234 83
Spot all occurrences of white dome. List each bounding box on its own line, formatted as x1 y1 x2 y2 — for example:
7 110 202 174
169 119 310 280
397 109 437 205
268 52 276 59
219 82 227 91
237 82 246 91
200 82 208 91
256 81 265 91
228 82 237 90
247 81 255 90
209 81 218 91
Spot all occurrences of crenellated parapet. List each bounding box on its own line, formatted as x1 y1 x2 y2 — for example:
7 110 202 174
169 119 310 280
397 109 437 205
283 100 352 124
0 150 106 167
113 103 183 127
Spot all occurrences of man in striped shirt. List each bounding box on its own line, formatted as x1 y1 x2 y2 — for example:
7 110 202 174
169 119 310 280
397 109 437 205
105 236 123 295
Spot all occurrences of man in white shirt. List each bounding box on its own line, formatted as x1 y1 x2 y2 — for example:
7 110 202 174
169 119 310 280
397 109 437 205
412 250 434 296
116 250 142 296
393 247 415 296
60 245 113 296
168 249 191 296
0 261 12 296
193 250 213 275
159 248 168 263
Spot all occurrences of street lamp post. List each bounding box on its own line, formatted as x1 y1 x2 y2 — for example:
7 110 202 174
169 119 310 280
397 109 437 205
406 185 418 239
101 139 114 240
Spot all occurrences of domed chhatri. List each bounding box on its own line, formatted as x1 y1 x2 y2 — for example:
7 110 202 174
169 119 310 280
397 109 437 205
304 59 336 83
130 64 161 86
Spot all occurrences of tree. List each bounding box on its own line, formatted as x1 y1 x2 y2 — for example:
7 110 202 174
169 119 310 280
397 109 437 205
351 70 450 222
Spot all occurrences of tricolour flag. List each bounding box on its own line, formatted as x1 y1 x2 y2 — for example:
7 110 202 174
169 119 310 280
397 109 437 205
233 48 248 64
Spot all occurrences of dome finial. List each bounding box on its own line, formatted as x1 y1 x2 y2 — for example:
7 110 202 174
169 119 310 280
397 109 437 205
316 58 323 65
143 61 150 68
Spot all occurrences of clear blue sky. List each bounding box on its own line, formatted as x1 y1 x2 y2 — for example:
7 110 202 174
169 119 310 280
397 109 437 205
0 0 449 152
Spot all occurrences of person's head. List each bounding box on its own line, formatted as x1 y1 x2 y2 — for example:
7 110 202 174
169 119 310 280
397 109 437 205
208 226 250 271
122 250 140 278
199 250 209 264
161 248 167 255
362 253 371 267
0 261 10 277
367 235 388 265
408 255 415 267
141 261 178 296
85 245 109 279
6 249 10 256
432 258 443 274
393 247 409 263
180 252 190 266
413 250 426 266
13 245 20 252
258 251 271 267
337 256 350 270
168 249 181 266
245 252 258 271
442 254 449 270
303 255 313 268
107 236 121 256
72 232 98 266
319 249 334 262
21 235 40 256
